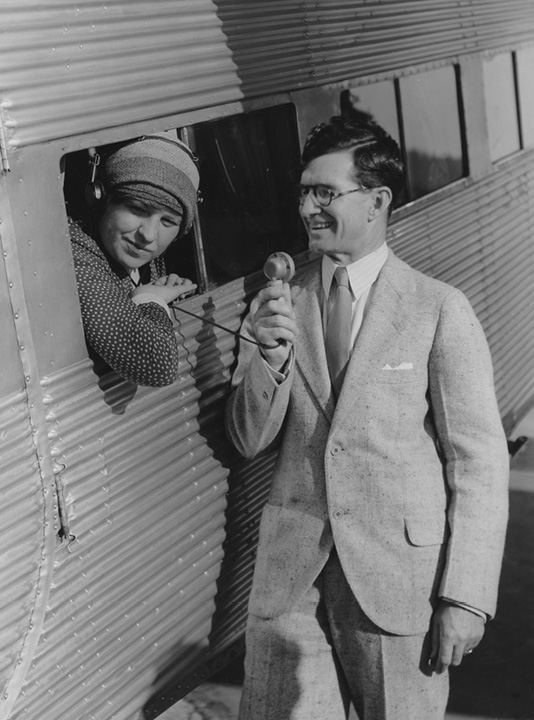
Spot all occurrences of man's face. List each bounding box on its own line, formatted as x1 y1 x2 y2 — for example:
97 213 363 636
98 199 182 271
299 149 384 265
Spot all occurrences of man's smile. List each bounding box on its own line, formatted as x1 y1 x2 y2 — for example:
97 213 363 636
309 220 334 232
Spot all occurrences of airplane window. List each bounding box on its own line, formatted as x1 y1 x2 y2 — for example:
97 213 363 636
187 104 306 287
399 66 466 200
345 81 401 147
483 53 521 161
515 47 534 149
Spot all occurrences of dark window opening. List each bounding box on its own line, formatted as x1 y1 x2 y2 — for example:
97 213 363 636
398 66 466 201
345 66 467 206
186 104 306 287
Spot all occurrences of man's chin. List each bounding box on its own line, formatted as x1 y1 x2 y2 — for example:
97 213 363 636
308 237 329 254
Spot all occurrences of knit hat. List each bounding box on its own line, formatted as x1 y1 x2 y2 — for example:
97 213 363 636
102 132 200 237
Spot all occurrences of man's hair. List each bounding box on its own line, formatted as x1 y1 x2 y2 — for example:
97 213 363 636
301 114 405 212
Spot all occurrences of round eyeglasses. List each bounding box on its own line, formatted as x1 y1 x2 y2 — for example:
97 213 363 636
298 184 367 207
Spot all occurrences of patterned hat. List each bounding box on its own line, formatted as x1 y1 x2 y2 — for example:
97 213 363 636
102 132 200 237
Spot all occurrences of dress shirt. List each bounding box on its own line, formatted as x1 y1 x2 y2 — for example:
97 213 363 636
321 242 389 346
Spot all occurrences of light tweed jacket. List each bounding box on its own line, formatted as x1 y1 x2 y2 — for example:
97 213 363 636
226 250 509 636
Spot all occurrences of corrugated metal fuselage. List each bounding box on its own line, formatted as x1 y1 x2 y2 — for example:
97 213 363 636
1 2 533 719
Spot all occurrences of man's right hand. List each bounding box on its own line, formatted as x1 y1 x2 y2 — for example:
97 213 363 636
251 282 297 372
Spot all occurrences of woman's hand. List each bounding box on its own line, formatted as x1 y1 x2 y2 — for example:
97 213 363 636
132 274 197 304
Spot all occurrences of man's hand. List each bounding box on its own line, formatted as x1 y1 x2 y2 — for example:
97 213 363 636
132 274 197 305
251 282 297 372
430 600 485 674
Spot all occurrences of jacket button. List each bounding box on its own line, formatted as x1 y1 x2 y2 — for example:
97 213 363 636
331 445 341 455
333 509 343 519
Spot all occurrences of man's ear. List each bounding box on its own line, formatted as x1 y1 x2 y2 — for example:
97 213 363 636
368 187 392 220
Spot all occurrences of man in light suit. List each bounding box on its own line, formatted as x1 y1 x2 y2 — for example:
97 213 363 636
225 116 509 720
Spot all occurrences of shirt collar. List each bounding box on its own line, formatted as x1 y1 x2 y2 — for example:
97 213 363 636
322 243 389 300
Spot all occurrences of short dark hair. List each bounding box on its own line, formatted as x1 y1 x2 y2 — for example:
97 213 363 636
301 115 405 212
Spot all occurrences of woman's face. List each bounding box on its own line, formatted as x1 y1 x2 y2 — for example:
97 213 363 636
98 198 183 271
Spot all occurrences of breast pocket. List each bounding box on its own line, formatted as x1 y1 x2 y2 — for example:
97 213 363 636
376 364 421 385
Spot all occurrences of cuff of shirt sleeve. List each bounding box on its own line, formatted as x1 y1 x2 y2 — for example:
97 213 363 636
440 597 487 622
262 348 294 384
131 293 171 318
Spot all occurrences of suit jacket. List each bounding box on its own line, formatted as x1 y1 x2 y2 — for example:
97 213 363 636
226 250 509 636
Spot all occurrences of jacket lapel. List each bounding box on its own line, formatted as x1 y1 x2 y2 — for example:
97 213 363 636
292 251 414 419
338 252 414 408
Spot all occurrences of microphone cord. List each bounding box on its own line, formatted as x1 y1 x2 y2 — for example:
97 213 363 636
169 251 295 349
170 303 261 347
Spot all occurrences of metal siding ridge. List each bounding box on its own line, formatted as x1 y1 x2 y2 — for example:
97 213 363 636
1 0 242 147
35 530 225 668
40 562 223 664
22 600 218 720
0 216 58 719
499 345 534 398
7 348 235 716
498 347 534 393
494 340 534 390
11 341 235 716
5 0 534 148
29 537 222 654
488 274 534 325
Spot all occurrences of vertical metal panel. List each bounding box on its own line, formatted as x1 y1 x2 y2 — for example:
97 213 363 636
0 222 23 395
4 280 271 720
0 146 89 379
0 392 43 702
2 1 534 149
0 151 70 720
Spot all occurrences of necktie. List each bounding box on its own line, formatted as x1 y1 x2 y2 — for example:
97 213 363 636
326 266 352 396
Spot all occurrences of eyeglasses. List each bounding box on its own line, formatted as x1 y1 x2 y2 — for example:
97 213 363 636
298 184 367 207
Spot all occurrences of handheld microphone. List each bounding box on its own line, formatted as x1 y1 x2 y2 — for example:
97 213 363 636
263 251 295 285
171 252 295 346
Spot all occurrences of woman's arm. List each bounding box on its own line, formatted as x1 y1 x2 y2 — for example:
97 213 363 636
70 220 180 387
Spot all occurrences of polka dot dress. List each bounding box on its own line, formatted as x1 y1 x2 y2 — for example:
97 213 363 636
69 218 179 386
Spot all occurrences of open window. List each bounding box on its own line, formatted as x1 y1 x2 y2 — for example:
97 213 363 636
183 103 305 287
63 103 305 293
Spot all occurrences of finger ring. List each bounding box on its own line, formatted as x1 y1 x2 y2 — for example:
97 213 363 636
464 649 473 655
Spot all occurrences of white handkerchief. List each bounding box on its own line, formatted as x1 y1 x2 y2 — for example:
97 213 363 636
382 362 414 371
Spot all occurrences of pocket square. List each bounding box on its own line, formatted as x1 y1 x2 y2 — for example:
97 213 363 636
382 362 414 371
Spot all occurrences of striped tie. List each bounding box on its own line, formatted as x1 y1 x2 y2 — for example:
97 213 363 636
326 266 352 397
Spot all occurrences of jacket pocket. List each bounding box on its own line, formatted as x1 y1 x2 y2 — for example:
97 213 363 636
404 514 447 546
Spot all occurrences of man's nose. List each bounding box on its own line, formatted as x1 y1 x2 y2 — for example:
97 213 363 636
299 191 321 217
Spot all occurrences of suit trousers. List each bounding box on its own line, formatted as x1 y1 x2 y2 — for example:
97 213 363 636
238 550 449 720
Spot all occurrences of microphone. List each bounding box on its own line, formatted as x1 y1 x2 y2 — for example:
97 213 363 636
263 251 295 285
170 252 295 346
